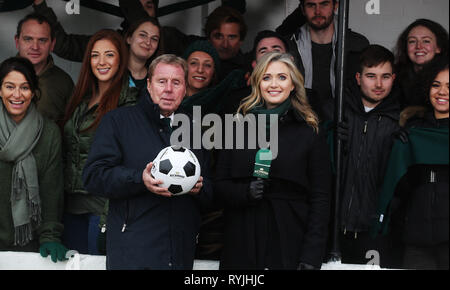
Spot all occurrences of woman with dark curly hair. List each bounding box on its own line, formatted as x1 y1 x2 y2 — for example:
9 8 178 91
394 19 448 109
374 57 449 270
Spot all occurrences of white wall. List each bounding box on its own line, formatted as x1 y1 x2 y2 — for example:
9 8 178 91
0 251 389 270
0 0 448 83
346 0 449 51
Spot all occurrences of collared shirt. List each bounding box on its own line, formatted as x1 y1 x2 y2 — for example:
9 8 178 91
160 113 174 127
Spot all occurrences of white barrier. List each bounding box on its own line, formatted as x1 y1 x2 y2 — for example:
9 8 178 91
0 251 389 270
0 251 105 270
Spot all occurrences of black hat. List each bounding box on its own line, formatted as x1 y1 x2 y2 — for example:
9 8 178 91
182 40 221 73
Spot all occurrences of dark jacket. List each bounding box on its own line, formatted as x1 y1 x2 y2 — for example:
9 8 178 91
277 5 369 82
214 108 332 269
181 69 247 117
282 16 369 122
340 82 401 234
396 68 426 109
82 95 212 270
36 56 74 122
63 79 138 215
393 112 449 246
295 28 368 92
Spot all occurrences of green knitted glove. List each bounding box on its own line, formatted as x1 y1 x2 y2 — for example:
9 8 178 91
39 242 69 263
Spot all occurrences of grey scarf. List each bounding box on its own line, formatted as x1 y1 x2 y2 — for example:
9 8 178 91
294 19 338 98
0 101 43 246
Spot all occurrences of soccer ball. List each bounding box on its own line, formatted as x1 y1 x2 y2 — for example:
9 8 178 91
151 146 201 195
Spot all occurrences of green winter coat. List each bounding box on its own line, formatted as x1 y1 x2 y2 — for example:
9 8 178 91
63 80 139 215
0 117 64 250
371 125 449 237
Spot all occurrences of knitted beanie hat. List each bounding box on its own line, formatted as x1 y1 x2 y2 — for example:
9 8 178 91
182 40 221 73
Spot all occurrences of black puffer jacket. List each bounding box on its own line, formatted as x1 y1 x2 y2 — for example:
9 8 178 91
340 82 401 233
394 112 449 246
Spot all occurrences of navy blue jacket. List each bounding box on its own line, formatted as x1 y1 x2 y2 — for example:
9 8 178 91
82 94 212 269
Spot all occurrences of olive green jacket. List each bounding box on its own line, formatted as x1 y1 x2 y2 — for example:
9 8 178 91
0 117 64 249
63 79 139 215
37 56 74 122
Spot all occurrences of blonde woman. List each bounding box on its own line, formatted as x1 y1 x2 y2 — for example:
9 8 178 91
214 52 332 270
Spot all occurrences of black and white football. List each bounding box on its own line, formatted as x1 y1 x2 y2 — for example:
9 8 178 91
151 146 201 195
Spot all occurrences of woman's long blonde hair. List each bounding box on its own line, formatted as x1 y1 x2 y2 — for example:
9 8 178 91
237 52 319 132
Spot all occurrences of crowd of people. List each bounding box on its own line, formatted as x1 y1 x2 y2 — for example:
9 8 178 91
0 0 448 270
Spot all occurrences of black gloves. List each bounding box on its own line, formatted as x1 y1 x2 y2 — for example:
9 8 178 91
247 178 266 202
392 127 409 144
336 121 350 154
336 121 349 143
297 262 317 270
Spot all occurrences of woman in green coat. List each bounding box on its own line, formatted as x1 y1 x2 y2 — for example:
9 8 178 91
0 57 66 263
61 29 138 255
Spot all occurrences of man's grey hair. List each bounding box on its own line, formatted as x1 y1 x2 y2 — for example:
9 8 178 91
148 54 188 84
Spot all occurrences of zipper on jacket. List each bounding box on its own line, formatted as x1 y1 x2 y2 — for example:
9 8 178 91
430 170 436 205
76 103 97 132
344 119 367 233
429 170 436 183
347 194 354 219
342 190 354 235
121 200 129 232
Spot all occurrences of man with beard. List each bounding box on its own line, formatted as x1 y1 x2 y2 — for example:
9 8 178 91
278 0 369 123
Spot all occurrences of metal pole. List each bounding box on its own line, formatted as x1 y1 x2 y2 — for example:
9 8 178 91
158 0 217 17
328 0 349 262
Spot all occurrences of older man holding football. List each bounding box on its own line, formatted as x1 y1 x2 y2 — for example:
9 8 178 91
83 54 212 270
